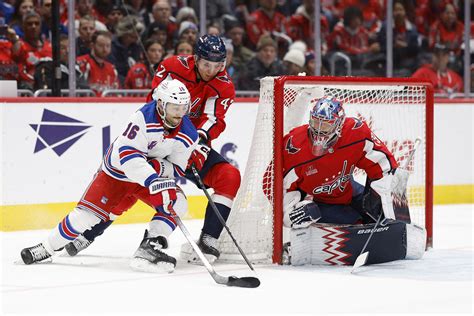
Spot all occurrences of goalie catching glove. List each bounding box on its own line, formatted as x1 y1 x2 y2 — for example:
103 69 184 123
149 178 177 213
283 191 321 228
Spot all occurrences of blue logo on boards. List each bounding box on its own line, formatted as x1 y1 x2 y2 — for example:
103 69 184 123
30 109 92 156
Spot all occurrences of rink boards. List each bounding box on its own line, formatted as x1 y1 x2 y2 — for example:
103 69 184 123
0 98 472 231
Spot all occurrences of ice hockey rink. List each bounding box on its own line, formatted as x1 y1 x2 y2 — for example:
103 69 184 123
1 204 472 315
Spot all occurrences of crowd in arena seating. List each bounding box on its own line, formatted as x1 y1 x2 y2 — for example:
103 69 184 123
0 0 473 96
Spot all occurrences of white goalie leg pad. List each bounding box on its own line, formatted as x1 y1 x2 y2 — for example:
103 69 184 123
288 227 312 265
371 175 396 220
47 207 101 251
405 223 426 260
149 191 187 239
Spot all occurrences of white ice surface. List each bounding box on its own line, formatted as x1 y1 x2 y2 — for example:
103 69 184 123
1 205 473 315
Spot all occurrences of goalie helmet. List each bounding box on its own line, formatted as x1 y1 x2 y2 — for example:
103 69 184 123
153 79 191 129
308 97 345 156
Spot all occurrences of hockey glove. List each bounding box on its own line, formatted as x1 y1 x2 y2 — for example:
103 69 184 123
289 200 321 228
188 143 210 171
149 178 177 214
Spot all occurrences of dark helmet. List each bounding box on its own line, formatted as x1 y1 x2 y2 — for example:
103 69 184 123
194 34 227 62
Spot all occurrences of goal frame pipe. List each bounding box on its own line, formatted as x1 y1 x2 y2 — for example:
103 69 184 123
272 76 434 264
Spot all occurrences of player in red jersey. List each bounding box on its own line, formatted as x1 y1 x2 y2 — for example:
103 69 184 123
281 96 398 228
64 35 241 265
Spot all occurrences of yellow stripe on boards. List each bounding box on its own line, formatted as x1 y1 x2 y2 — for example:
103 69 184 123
0 196 208 232
434 184 474 204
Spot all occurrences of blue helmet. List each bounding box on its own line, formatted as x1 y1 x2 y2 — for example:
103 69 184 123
308 97 345 156
195 34 227 62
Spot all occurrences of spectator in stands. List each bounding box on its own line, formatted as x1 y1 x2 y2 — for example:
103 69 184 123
38 0 68 41
245 0 286 48
239 35 283 91
76 15 96 57
189 0 232 28
225 20 254 72
285 0 329 54
223 39 241 89
428 2 463 55
11 11 52 89
72 0 107 33
207 24 221 36
8 0 34 38
282 49 305 76
1 1 14 24
412 43 463 96
328 6 380 74
104 5 125 35
108 15 144 85
93 0 114 24
174 40 193 56
124 38 163 89
122 0 145 22
177 21 198 46
145 1 176 51
377 0 420 75
77 30 119 96
143 22 169 52
0 25 19 81
175 6 198 27
33 34 89 91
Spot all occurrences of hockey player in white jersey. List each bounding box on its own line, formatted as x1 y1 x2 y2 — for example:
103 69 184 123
20 79 198 273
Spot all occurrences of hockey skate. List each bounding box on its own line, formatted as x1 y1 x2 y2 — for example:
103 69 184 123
21 243 53 265
180 232 220 264
130 230 176 273
64 235 93 256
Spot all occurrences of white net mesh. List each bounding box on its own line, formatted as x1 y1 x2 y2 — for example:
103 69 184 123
218 77 429 263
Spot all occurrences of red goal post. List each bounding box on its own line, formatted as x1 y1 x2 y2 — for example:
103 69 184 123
218 76 434 264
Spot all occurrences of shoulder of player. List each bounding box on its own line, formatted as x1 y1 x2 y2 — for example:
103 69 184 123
137 101 160 125
283 125 309 149
208 71 235 97
160 55 195 83
337 117 372 146
177 116 198 144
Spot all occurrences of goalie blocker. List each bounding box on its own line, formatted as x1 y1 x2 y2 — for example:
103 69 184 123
286 220 426 266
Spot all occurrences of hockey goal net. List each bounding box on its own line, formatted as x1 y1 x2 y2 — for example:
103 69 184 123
218 76 434 264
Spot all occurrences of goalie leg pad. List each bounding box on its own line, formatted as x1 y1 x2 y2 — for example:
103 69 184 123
288 221 426 266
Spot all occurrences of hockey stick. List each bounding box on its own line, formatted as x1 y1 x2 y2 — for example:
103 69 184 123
191 166 259 274
168 206 260 288
351 138 421 273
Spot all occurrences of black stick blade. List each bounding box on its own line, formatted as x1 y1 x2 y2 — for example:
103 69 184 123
227 276 260 288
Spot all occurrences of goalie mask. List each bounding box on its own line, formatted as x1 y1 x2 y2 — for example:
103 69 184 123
153 79 191 129
308 97 345 156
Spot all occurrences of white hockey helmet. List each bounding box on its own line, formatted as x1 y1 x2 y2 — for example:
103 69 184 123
153 79 191 129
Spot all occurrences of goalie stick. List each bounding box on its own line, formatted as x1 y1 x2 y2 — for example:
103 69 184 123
351 138 421 273
190 166 260 277
168 206 260 288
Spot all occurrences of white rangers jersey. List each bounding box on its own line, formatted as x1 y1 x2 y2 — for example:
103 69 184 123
101 101 198 188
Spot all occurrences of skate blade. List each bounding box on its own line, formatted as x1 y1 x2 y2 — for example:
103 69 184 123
13 257 53 265
129 258 175 273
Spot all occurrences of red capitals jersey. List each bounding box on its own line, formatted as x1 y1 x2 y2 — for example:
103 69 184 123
77 54 119 96
412 64 463 94
428 20 464 55
12 39 52 84
148 55 235 143
328 22 371 55
0 39 18 80
283 118 397 205
124 63 153 89
286 13 329 50
246 9 287 46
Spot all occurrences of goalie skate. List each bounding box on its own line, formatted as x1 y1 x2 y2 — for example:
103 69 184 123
180 233 220 264
21 243 53 265
130 231 176 273
64 235 93 256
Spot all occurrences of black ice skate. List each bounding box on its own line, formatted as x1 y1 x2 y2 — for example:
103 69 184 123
180 232 220 264
21 243 53 265
64 235 93 256
130 230 176 273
